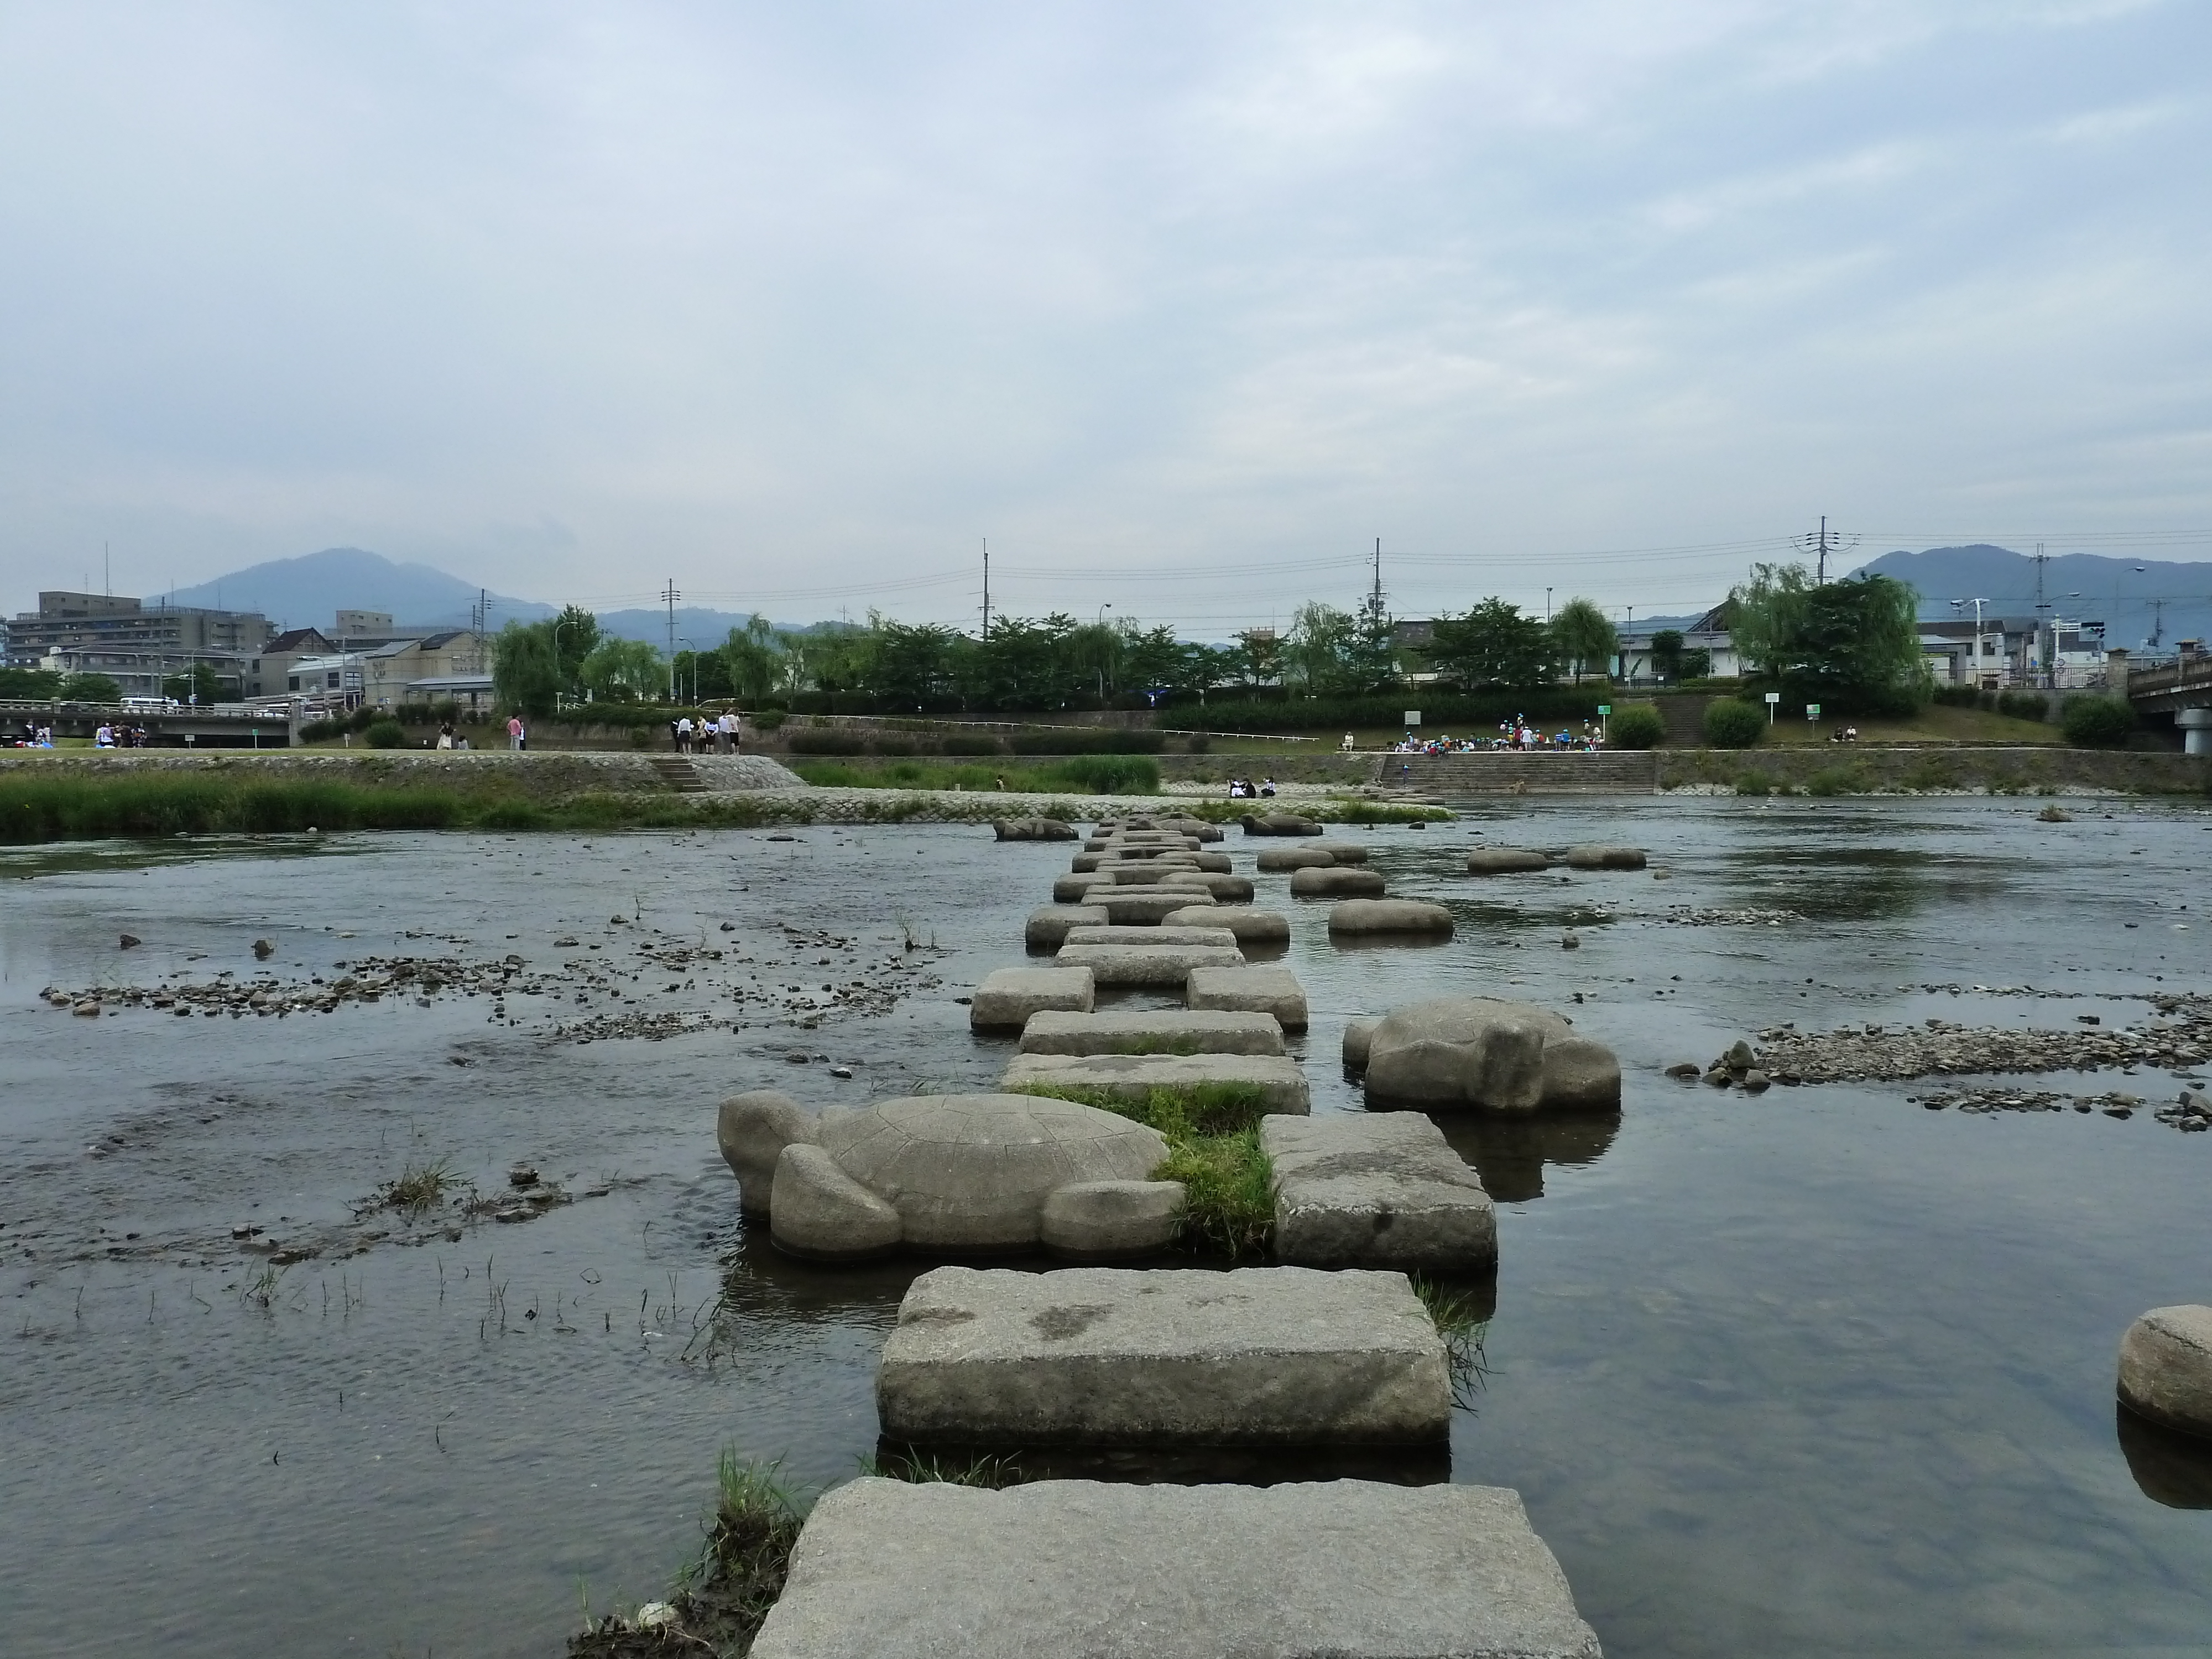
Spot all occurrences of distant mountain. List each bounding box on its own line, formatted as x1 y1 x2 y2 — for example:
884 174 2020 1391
1853 545 2212 651
594 607 812 648
165 547 554 632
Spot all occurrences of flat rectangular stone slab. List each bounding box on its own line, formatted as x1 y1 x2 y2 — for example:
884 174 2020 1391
1092 889 1217 926
1018 1009 1286 1057
1261 1113 1496 1271
1004 1051 1311 1113
1161 905 1293 945
754 1477 1601 1659
1024 905 1108 948
875 1265 1448 1445
1055 940 1244 985
1187 965 1308 1031
1062 924 1245 948
969 966 1095 1031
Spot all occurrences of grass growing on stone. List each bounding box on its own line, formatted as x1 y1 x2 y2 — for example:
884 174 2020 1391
1411 1273 1493 1411
859 1448 1030 1488
570 1452 806 1658
1008 1081 1277 1258
376 1157 460 1217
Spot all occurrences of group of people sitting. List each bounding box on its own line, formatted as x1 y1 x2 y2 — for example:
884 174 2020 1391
92 722 155 748
672 711 743 754
1825 726 1863 743
1224 778 1277 799
1388 718 1608 754
9 724 56 748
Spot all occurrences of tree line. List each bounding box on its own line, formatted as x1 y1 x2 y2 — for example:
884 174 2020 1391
487 565 1928 719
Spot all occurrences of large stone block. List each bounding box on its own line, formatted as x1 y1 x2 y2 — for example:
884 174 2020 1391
1258 845 1337 871
1241 813 1325 836
1361 997 1616 1113
1094 889 1219 926
1468 847 1551 874
1562 844 1646 870
1024 904 1109 948
992 817 1077 841
1262 1114 1497 1271
1162 905 1292 945
1004 1051 1312 1114
876 1265 1450 1445
1343 1015 1380 1070
1312 841 1369 864
1062 924 1242 949
752 1478 1604 1659
1328 899 1455 937
1186 965 1308 1031
1291 865 1389 898
969 966 1095 1031
1052 873 1109 903
806 1093 1170 1255
1019 1009 1287 1057
769 1144 904 1261
1055 941 1244 985
2119 1305 2212 1439
717 1088 814 1214
1171 872 1256 902
1040 1180 1184 1261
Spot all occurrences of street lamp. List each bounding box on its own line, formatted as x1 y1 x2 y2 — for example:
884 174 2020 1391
678 637 697 706
1545 587 1553 622
1950 598 1991 688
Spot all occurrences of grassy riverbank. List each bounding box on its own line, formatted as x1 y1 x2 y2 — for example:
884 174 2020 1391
790 754 1161 794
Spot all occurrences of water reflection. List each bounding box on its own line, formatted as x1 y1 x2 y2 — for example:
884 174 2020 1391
1435 1109 1623 1203
1715 843 2010 922
2116 1406 2212 1509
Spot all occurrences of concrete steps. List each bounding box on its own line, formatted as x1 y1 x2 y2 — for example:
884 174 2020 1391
648 755 707 792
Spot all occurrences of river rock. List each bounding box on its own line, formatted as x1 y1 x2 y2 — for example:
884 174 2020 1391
1019 1009 1286 1057
770 1093 1170 1258
1039 1180 1185 1261
768 1144 905 1260
1052 873 1110 903
1190 851 1234 872
1290 866 1389 898
1063 925 1251 949
1054 942 1243 986
1186 966 1308 1031
750 1478 1603 1659
970 966 1095 1031
1161 905 1292 945
1257 846 1337 872
876 1265 1449 1445
993 818 1078 842
717 1088 816 1213
1262 1113 1497 1271
1312 841 1369 864
1003 1051 1311 1114
2119 1305 2212 1439
1344 1016 1380 1070
1161 871 1254 902
1562 844 1646 870
1241 813 1324 836
1467 848 1551 874
1024 904 1109 948
1361 997 1619 1112
1328 899 1454 937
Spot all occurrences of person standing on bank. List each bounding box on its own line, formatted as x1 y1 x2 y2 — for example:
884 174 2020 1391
507 714 525 751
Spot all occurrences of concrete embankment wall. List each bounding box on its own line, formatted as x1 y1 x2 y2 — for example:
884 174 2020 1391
0 750 803 797
1654 745 2211 795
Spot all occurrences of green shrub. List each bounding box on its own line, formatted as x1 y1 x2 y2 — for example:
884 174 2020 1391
870 736 916 757
362 719 407 749
1185 733 1211 754
1702 698 1766 748
1042 754 1160 795
941 734 999 755
2062 695 2136 749
786 729 865 755
1931 684 1981 708
1009 728 1165 755
1997 691 2048 722
1606 705 1665 750
1734 771 1772 796
1804 764 1871 797
747 708 786 732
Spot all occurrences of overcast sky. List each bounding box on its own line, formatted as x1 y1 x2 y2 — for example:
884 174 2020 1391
2 1 2207 634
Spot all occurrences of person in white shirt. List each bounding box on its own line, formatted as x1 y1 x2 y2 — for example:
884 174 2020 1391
675 715 694 754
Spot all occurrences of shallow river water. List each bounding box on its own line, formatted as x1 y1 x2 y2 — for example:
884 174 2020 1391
3 797 2210 1658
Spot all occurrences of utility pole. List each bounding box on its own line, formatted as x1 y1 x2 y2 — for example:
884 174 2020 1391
661 579 681 701
1370 538 1384 619
1792 515 1858 583
981 538 990 643
2032 544 2050 688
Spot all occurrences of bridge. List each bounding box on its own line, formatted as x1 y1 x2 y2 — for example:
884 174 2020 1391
2114 652 2212 754
1 700 295 748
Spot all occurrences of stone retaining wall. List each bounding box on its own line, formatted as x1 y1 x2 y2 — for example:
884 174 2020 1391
1655 745 2211 795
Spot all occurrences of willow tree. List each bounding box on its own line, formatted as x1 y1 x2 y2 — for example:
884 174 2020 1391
1729 562 1927 714
1548 597 1617 684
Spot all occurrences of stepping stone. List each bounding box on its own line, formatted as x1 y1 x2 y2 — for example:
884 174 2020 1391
1102 863 1207 884
1468 847 1551 874
1312 841 1369 864
2119 1305 2212 1438
1257 845 1337 871
1003 1051 1311 1114
875 1265 1448 1445
1329 899 1455 937
1024 904 1108 949
1290 866 1388 898
1261 1114 1497 1271
969 966 1094 1031
1563 844 1646 870
1187 965 1308 1030
1162 905 1292 945
1053 873 1110 903
1018 1009 1286 1057
1062 925 1243 948
752 1477 1603 1659
1055 942 1241 986
1167 872 1255 902
1093 889 1219 926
